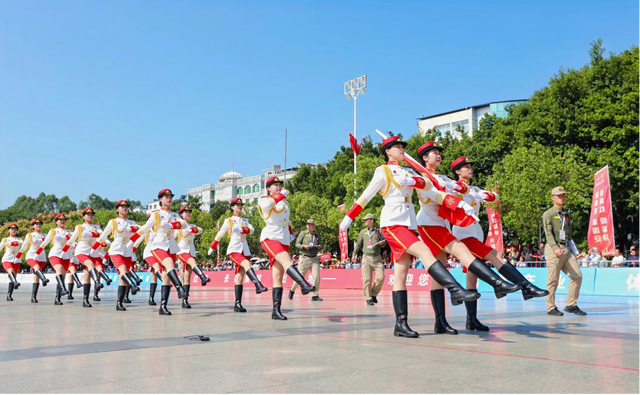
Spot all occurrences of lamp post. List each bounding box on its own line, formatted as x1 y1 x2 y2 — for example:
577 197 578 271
344 75 367 193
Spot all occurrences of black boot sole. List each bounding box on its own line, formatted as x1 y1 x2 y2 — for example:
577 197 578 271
394 330 419 338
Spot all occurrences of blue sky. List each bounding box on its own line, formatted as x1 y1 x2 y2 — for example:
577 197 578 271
1 0 637 209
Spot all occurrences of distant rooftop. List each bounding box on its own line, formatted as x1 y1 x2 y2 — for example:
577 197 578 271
418 99 528 120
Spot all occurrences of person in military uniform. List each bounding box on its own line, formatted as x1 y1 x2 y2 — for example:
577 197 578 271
353 213 386 306
289 219 323 301
543 186 586 316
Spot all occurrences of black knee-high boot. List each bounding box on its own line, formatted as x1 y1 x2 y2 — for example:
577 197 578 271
467 259 521 298
465 289 489 331
90 269 103 290
393 290 419 338
124 286 131 303
120 272 140 295
166 269 187 299
182 285 192 308
93 284 101 301
286 266 315 295
82 284 92 307
71 273 83 288
54 284 63 305
271 287 287 320
34 269 49 286
427 261 479 305
192 265 210 286
148 282 157 305
116 285 126 311
234 285 246 312
55 275 69 296
159 285 171 315
128 269 143 286
498 263 549 300
31 283 40 303
6 282 14 301
431 289 458 334
7 272 21 289
99 270 112 286
246 269 268 293
67 282 75 299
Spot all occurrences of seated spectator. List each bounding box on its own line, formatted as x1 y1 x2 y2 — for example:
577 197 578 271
516 255 527 267
627 246 638 267
611 247 625 267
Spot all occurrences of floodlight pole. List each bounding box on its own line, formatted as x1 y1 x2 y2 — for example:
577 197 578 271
344 75 367 195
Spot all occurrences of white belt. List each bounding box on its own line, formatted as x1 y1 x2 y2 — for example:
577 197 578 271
385 196 411 203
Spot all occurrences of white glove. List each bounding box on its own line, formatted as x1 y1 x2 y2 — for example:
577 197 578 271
125 241 133 250
340 216 352 231
232 225 243 234
290 234 296 242
443 181 463 191
161 222 174 230
207 248 214 256
281 189 289 198
396 177 416 187
568 240 579 256
458 200 480 221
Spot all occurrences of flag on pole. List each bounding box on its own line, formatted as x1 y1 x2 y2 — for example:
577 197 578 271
349 133 363 156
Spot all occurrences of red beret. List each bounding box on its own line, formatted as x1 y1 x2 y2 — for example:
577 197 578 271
31 218 43 225
82 207 95 215
230 198 244 206
178 206 192 214
7 223 18 229
265 177 282 188
115 200 129 208
451 156 474 171
417 141 443 158
54 213 67 221
158 188 174 198
380 135 408 151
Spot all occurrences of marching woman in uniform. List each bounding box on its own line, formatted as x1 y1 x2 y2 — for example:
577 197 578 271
38 213 72 305
258 176 316 320
92 200 141 311
91 223 112 302
340 136 480 338
65 208 106 307
1 224 23 300
208 198 268 312
133 225 161 306
129 189 190 315
176 206 211 309
449 156 548 331
17 219 50 303
415 143 520 335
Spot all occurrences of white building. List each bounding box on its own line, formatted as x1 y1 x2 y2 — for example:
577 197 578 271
186 165 299 212
418 100 527 138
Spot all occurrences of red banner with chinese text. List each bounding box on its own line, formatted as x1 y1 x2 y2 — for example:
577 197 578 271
339 229 349 262
588 166 615 257
485 188 503 253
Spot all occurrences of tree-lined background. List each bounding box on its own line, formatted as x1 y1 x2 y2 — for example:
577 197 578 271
1 42 637 263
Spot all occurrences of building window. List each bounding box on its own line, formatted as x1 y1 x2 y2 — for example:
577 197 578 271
210 191 215 201
237 187 243 196
244 185 251 194
435 123 451 134
451 119 469 135
253 184 260 193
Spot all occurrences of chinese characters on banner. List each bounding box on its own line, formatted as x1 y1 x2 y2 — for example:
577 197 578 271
485 188 503 253
588 166 615 256
339 229 349 262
